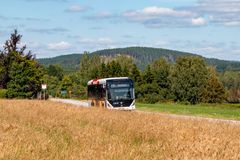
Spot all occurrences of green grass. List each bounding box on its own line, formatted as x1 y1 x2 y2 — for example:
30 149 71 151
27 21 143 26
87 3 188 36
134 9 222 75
137 102 240 120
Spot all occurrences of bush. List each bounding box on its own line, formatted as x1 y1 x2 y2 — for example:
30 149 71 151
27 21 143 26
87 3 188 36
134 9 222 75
139 93 160 104
0 89 7 98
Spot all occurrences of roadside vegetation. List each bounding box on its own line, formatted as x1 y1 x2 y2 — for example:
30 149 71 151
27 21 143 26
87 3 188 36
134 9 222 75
137 102 240 120
1 100 240 160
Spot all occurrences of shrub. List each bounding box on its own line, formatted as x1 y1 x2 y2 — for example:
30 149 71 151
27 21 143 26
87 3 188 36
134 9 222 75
0 89 7 98
141 93 160 104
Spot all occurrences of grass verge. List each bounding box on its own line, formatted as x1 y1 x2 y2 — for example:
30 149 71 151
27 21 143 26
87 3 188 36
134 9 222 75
137 102 240 120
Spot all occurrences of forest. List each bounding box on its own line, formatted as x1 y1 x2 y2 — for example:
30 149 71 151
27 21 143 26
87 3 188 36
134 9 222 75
39 47 240 72
1 30 240 104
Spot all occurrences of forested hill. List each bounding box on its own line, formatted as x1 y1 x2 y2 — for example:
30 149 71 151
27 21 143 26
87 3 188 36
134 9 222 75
38 47 240 72
38 54 83 72
92 47 191 69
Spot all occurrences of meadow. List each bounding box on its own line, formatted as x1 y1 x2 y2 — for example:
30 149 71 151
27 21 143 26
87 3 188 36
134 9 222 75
1 99 240 159
137 102 240 120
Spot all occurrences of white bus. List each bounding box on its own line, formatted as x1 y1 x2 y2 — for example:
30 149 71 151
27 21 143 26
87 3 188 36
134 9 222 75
87 77 135 110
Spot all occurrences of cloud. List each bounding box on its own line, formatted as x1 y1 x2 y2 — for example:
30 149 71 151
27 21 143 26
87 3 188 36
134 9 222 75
65 5 90 13
142 6 193 17
184 0 240 26
122 6 203 28
79 37 115 45
164 40 240 61
26 27 69 34
47 41 71 50
197 0 240 13
84 1 240 28
78 37 119 51
191 17 207 26
0 14 49 22
123 6 194 21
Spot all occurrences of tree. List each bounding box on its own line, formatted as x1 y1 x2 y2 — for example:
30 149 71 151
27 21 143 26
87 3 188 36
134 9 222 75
170 56 208 104
46 64 64 80
151 58 171 88
60 75 72 91
0 30 43 98
142 65 154 84
0 30 34 87
201 67 226 103
115 55 134 76
219 71 240 103
79 53 102 85
130 64 141 84
0 30 34 89
42 74 60 97
6 54 43 98
99 63 108 78
79 52 91 85
151 58 171 99
106 60 122 77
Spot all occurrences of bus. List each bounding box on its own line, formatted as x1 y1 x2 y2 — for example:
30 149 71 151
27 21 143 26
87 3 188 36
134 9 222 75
87 77 135 110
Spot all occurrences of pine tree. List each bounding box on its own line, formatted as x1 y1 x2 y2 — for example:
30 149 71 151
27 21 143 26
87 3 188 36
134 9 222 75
143 65 154 84
201 67 226 103
7 54 43 98
0 30 43 98
0 30 34 88
130 64 141 84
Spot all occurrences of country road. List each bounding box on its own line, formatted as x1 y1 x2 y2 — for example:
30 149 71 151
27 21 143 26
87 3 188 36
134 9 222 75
49 98 90 107
49 98 240 126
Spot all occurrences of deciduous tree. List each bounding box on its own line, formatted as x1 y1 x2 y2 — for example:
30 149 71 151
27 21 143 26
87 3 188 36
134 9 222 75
171 56 208 104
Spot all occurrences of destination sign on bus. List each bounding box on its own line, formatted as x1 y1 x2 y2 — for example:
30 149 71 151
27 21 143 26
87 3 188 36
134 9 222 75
110 83 130 88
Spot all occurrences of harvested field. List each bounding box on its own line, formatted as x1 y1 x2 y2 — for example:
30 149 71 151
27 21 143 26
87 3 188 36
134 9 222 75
0 99 240 159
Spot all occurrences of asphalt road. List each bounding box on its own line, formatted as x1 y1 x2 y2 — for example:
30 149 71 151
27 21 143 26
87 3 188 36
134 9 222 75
49 98 90 107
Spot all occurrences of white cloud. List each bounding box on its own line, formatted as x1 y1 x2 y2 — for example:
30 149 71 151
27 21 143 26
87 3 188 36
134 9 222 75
66 5 89 12
122 6 203 28
123 6 194 22
191 17 207 26
26 27 68 34
142 6 192 17
197 0 240 13
190 0 240 26
224 21 240 26
79 37 114 45
48 41 71 50
78 37 122 51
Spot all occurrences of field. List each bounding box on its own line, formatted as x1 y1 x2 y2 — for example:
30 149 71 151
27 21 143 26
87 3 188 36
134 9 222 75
1 100 240 159
137 103 240 120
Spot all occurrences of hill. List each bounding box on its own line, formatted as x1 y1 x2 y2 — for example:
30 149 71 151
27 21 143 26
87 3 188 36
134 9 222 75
37 47 240 72
38 54 82 72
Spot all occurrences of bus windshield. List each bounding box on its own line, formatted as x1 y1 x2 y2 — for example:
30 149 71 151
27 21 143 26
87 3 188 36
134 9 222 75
107 83 134 101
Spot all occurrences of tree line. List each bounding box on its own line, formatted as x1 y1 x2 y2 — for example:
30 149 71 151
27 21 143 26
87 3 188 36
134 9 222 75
0 30 240 104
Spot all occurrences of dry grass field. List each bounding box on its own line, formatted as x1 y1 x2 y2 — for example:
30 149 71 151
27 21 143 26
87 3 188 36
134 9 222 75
1 100 240 160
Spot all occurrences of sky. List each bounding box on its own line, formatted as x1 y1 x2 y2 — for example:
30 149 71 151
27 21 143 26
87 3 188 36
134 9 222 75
0 0 240 60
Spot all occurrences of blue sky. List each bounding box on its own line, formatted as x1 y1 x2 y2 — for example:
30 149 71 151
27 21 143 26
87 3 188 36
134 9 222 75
0 0 240 60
